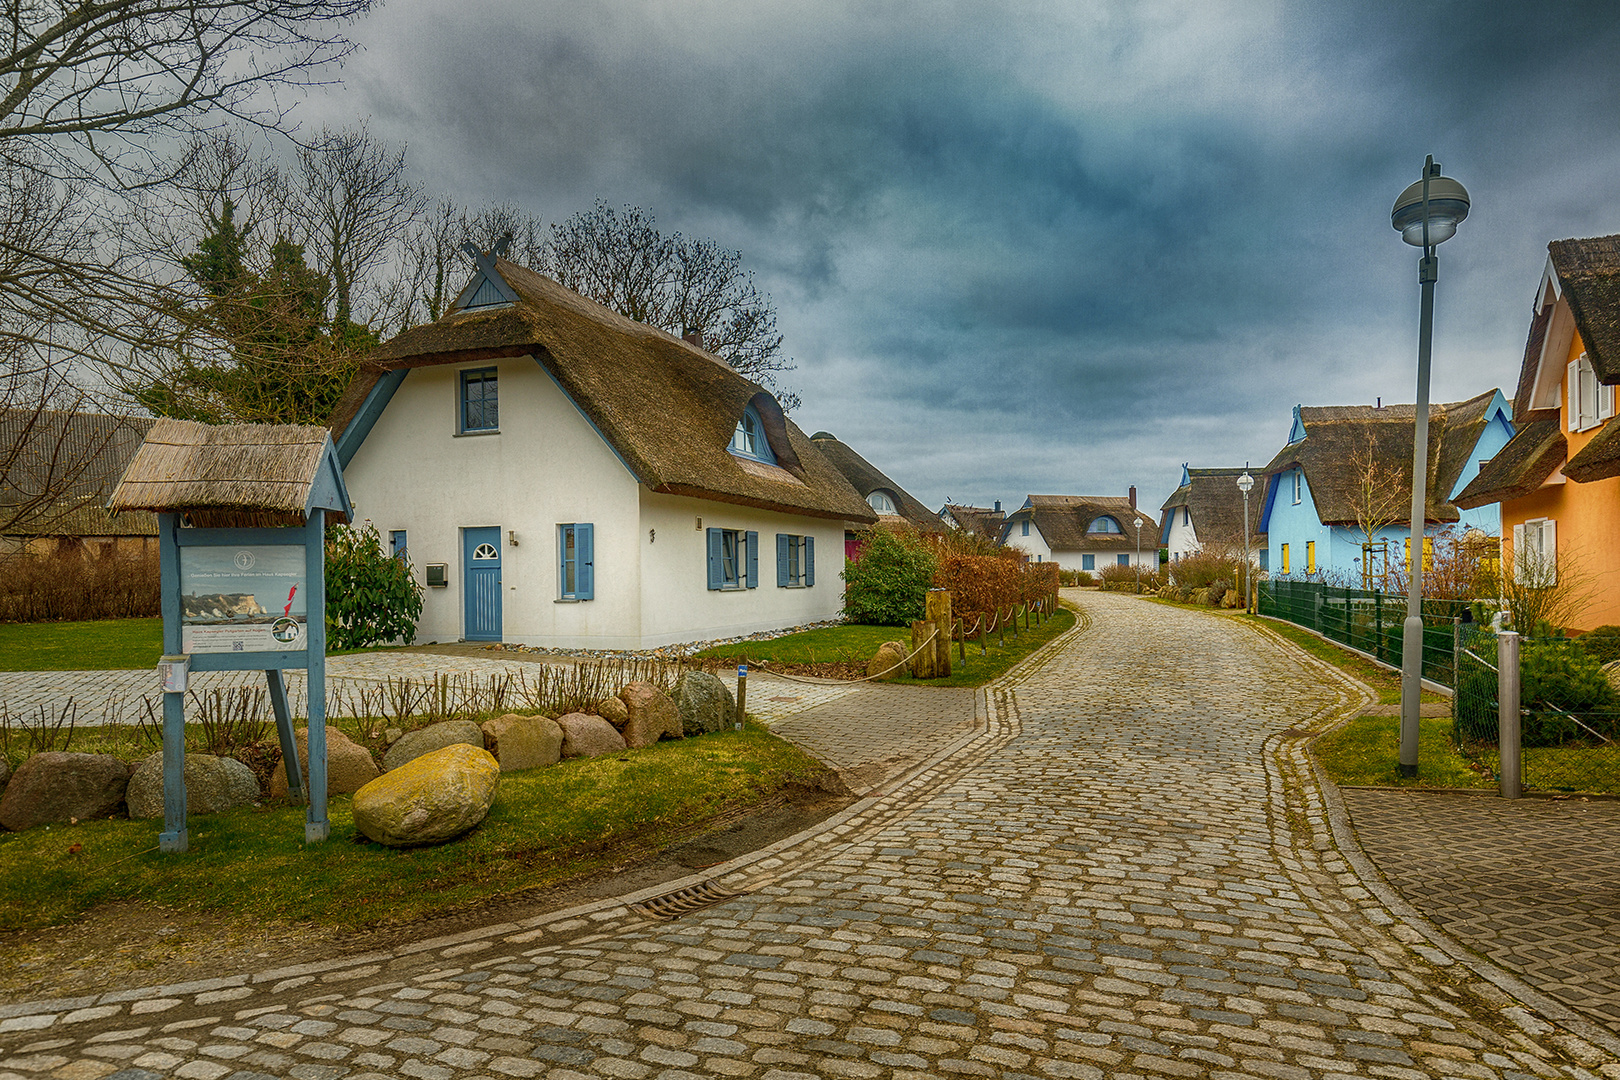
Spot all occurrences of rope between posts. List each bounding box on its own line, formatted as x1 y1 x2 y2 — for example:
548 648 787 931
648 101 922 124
744 626 939 685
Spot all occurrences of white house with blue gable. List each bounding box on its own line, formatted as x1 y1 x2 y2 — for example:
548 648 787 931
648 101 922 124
1258 390 1514 585
327 250 875 649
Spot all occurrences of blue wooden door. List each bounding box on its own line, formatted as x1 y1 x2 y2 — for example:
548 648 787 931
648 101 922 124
463 527 502 641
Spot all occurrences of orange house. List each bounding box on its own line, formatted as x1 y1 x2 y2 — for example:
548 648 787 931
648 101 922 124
1456 235 1620 632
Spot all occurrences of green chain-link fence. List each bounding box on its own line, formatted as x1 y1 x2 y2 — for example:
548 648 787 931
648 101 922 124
1452 631 1620 794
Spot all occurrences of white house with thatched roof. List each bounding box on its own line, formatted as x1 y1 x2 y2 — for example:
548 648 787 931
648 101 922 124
328 250 875 649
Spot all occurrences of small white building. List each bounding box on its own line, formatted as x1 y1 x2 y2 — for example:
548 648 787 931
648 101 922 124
999 493 1156 572
1158 465 1268 568
330 252 875 649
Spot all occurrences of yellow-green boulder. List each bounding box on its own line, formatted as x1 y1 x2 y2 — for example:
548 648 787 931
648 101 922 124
352 743 500 847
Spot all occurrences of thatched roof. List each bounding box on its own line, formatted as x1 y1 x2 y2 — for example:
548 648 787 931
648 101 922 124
331 259 875 525
1159 467 1267 547
1454 419 1565 507
1003 494 1150 552
1 410 156 536
808 432 941 531
1550 235 1620 384
109 419 351 526
1512 303 1558 426
1261 390 1504 527
941 504 1005 540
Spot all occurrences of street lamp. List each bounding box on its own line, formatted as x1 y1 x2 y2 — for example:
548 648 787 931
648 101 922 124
1237 469 1254 612
1134 516 1144 593
1391 155 1470 779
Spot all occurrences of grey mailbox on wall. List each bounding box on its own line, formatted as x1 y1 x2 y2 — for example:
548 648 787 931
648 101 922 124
425 563 449 587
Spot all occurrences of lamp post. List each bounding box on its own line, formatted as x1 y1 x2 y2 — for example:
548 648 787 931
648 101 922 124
1134 516 1144 593
1391 155 1470 779
1237 470 1255 612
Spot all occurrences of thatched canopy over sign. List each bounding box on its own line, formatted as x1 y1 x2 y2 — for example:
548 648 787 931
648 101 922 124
108 419 352 528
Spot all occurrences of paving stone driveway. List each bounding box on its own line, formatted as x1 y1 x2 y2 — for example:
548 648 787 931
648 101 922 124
1341 789 1620 1035
3 591 1618 1080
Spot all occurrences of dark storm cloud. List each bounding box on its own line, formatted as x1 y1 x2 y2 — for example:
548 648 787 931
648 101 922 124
311 0 1620 510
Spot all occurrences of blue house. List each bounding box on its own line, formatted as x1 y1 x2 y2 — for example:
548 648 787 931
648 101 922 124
1259 390 1514 585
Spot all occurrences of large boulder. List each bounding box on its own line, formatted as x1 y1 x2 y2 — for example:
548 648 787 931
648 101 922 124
672 671 735 736
867 641 909 680
383 719 485 772
481 714 563 772
0 752 128 831
352 743 500 847
0 757 10 800
618 682 682 749
595 696 630 728
271 727 379 798
126 752 260 820
557 713 627 759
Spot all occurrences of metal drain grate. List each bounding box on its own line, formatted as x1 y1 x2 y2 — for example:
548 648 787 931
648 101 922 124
631 879 748 921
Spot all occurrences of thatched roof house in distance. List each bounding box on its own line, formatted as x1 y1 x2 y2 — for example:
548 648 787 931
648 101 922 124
2 409 155 555
1000 492 1157 573
939 502 1006 541
330 251 874 650
1454 233 1620 631
807 432 942 558
109 419 352 528
1159 466 1267 566
1258 390 1513 582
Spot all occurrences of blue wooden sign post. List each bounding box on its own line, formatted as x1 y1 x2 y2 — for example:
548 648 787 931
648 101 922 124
111 421 352 853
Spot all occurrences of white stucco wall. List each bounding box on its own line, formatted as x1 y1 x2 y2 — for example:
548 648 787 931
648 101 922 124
638 492 846 647
343 355 646 648
1008 525 1153 573
1165 509 1199 561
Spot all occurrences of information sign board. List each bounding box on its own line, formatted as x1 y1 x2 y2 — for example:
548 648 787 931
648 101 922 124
180 545 307 653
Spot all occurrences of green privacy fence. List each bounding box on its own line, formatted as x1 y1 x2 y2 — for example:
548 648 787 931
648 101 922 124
1257 580 1470 687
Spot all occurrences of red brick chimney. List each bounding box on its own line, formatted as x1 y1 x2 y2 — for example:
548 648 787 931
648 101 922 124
1128 485 1137 509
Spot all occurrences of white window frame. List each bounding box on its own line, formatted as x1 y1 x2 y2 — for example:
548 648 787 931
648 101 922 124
1291 470 1302 505
1568 353 1614 433
1512 518 1557 585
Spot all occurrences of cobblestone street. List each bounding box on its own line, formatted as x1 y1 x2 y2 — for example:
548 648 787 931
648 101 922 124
3 590 1618 1080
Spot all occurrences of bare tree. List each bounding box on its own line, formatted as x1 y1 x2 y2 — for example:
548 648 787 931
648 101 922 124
538 202 797 408
0 0 373 388
296 125 425 330
1347 433 1408 588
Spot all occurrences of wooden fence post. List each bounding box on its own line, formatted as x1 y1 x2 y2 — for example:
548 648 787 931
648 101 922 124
910 619 937 678
926 589 952 677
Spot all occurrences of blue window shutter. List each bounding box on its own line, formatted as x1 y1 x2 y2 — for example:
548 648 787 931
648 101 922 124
707 529 723 590
776 534 789 587
746 531 759 589
805 536 815 586
557 525 568 596
578 523 594 599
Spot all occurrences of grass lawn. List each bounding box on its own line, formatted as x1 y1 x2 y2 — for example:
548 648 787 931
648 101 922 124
0 618 163 672
694 607 1077 688
1244 614 1446 706
0 618 400 672
1311 713 1492 789
0 719 829 932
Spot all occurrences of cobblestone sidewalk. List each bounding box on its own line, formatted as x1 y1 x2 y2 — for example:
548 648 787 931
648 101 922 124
0 657 832 729
3 592 1617 1079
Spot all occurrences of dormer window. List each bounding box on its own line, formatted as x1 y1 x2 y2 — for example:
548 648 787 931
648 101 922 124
730 405 775 463
1088 515 1123 534
867 490 898 515
1568 352 1615 433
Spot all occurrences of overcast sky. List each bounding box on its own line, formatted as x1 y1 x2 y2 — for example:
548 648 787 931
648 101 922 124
301 0 1620 516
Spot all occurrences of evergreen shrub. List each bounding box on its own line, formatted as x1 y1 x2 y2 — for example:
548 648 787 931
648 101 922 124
325 520 424 649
